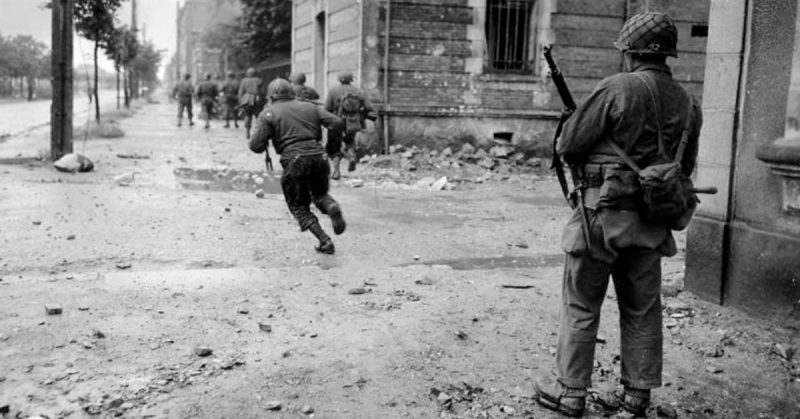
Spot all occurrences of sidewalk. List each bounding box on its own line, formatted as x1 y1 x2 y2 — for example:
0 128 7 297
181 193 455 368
0 101 797 418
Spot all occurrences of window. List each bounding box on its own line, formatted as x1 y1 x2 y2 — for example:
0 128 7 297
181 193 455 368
485 0 537 73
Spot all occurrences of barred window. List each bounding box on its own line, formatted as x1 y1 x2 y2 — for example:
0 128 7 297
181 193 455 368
485 0 537 73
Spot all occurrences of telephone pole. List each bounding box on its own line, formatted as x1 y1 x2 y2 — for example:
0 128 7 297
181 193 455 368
51 0 73 160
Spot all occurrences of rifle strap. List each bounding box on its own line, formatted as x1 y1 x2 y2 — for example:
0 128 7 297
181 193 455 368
552 114 574 208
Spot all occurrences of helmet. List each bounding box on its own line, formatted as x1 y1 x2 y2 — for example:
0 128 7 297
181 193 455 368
290 72 306 85
246 68 256 77
614 12 678 57
267 78 294 100
204 72 212 80
183 73 191 80
227 71 235 78
338 71 354 84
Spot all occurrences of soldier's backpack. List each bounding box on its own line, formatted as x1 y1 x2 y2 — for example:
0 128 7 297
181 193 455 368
608 73 698 231
337 92 363 135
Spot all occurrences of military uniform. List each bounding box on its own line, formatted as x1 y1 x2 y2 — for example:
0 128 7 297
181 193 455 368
294 85 320 102
172 78 194 126
323 74 376 179
196 77 219 129
249 78 346 254
221 77 240 128
535 13 702 418
238 71 264 138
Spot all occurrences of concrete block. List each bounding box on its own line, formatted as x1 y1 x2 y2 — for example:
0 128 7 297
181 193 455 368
706 0 746 54
697 109 735 166
694 162 731 217
685 216 725 304
701 53 742 110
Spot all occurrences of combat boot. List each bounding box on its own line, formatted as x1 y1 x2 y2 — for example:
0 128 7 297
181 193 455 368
327 204 346 235
346 148 357 172
308 222 335 254
189 119 195 127
177 118 182 127
534 376 587 417
224 121 230 128
622 387 650 417
331 156 342 180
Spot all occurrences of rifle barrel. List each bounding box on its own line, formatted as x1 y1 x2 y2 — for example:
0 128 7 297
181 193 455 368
692 186 718 195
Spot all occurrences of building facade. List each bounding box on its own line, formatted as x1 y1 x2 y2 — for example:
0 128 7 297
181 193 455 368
291 0 710 152
686 0 800 325
175 0 240 81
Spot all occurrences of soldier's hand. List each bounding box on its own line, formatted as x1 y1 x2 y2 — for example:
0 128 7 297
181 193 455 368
265 156 274 172
560 107 574 120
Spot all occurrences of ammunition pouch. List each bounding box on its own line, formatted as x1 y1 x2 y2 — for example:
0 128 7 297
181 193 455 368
581 163 641 211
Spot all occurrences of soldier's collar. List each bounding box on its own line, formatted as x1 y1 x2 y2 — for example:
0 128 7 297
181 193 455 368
631 62 672 76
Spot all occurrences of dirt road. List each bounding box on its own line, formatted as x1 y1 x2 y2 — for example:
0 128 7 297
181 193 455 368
0 101 798 418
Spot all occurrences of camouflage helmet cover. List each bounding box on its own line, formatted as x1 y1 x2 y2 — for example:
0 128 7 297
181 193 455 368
246 67 256 77
290 72 306 85
227 71 235 77
614 12 678 57
267 78 294 100
338 71 354 84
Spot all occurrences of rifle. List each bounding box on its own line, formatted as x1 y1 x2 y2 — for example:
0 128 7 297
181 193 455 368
543 45 592 249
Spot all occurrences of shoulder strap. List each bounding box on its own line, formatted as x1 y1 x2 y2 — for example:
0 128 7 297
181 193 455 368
673 94 695 164
634 72 669 161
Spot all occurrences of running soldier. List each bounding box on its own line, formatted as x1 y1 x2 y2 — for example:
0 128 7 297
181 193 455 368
221 71 240 128
249 78 346 254
534 13 702 417
323 72 376 180
195 73 219 130
172 73 194 127
290 72 320 103
238 68 264 139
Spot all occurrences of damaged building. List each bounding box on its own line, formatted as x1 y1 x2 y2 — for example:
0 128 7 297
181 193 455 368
290 0 710 153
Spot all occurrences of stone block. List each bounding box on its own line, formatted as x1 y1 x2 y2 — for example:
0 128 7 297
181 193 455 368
706 0 746 54
694 162 731 217
697 109 735 166
685 216 725 304
702 53 742 110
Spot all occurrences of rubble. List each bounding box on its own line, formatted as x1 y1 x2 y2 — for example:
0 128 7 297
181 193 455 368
44 304 62 315
774 343 795 361
193 347 213 357
265 401 282 411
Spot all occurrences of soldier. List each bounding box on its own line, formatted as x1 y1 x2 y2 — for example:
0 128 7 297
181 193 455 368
290 72 320 103
172 73 194 127
534 13 702 417
238 67 264 139
195 73 219 130
323 71 376 180
249 78 346 254
221 71 240 128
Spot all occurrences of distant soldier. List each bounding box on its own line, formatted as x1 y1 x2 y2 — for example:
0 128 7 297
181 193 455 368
172 73 194 127
195 73 219 130
249 78 346 254
290 72 320 103
221 71 240 128
324 71 376 179
238 67 264 139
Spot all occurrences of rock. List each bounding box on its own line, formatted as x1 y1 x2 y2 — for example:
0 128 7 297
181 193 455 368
525 157 544 168
474 148 489 159
258 323 272 333
513 239 529 249
389 144 404 154
775 343 795 361
705 365 723 374
703 344 724 358
0 405 8 414
100 121 124 138
413 255 420 260
106 396 124 409
0 333 8 341
661 272 685 298
441 147 453 157
193 347 213 357
500 405 516 414
657 405 678 418
115 262 132 269
254 189 266 199
254 177 265 185
54 153 94 173
460 143 476 155
265 401 282 411
66 234 76 240
455 330 468 340
437 391 452 404
237 308 250 315
430 176 448 191
119 402 135 410
415 177 436 188
478 157 496 170
347 179 365 188
401 150 415 159
91 329 106 339
45 304 63 315
113 172 135 186
301 405 314 414
489 145 512 158
348 287 367 295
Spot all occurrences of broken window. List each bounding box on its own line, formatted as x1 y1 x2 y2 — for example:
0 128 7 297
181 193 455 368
485 0 537 73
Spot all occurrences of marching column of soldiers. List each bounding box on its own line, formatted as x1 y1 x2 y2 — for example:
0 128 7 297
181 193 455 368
166 11 704 417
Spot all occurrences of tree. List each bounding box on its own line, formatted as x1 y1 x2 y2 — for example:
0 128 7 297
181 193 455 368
74 0 122 122
201 22 250 73
106 25 138 108
238 0 291 63
130 40 163 98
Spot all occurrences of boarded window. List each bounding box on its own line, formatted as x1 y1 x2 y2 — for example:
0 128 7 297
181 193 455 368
485 0 536 73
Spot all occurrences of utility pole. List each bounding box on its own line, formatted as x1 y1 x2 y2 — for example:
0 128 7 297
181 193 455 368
176 1 181 81
131 0 138 98
51 0 73 160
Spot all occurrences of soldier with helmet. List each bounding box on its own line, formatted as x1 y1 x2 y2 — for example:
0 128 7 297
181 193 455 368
238 67 264 139
290 72 320 103
172 73 194 127
323 71 376 179
195 73 219 130
249 78 346 254
534 13 702 417
221 71 241 128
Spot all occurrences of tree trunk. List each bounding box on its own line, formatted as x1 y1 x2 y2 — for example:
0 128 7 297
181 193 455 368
123 68 130 109
116 68 120 109
93 40 100 123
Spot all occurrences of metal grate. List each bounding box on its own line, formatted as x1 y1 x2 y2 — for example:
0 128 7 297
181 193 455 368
485 0 535 73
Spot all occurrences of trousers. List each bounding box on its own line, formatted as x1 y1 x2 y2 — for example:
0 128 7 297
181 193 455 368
557 210 664 390
325 127 356 158
280 154 338 231
177 99 192 119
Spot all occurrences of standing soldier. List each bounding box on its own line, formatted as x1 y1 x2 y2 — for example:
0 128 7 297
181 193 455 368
195 73 219 130
290 72 320 103
238 67 264 139
534 13 702 417
221 71 240 128
172 73 194 127
249 78 346 254
323 71 376 180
